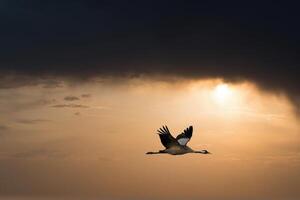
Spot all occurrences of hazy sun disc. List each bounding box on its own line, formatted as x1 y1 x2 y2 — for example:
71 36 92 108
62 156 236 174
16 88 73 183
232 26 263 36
213 83 232 104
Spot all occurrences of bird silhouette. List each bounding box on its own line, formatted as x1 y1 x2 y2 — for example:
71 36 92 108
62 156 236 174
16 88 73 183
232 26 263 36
146 125 210 155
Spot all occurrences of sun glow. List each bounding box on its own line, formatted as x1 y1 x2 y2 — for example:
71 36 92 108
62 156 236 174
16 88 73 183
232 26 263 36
213 83 232 105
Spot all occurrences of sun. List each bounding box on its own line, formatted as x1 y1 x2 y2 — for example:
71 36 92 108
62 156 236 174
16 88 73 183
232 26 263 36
213 83 232 105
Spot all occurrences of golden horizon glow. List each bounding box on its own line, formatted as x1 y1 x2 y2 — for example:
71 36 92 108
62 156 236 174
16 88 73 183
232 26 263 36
0 78 299 200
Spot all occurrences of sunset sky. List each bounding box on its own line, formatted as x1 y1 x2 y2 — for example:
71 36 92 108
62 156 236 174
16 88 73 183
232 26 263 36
1 1 300 200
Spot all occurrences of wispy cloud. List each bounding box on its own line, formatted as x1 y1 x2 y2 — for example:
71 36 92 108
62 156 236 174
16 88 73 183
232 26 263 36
11 148 69 159
0 125 9 137
16 119 51 124
0 125 8 130
52 104 89 108
1 98 56 112
81 94 91 98
41 79 63 88
94 106 110 110
64 95 80 101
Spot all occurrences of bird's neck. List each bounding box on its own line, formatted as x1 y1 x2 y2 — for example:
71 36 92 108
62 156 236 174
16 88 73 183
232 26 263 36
146 150 166 154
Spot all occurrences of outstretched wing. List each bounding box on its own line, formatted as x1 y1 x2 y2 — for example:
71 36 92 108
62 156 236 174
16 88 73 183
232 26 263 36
176 126 193 146
157 126 178 148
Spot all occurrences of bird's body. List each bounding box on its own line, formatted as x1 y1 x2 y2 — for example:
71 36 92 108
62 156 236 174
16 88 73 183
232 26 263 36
163 145 193 155
146 125 210 155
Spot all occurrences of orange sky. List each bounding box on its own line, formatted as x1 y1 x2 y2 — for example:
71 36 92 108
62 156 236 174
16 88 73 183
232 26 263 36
0 78 299 200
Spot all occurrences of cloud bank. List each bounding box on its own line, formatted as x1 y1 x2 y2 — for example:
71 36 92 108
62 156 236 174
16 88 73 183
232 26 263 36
0 1 299 111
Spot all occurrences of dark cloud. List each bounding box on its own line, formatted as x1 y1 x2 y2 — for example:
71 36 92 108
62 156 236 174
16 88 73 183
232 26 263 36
64 95 80 101
0 74 63 89
52 104 89 108
0 1 299 112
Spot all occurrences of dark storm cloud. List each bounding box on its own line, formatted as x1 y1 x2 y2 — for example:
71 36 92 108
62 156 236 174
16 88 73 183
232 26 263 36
64 95 80 101
0 74 63 89
0 1 299 110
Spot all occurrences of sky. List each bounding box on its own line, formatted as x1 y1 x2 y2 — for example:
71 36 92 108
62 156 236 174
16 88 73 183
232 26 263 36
0 1 300 200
